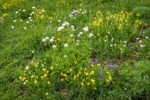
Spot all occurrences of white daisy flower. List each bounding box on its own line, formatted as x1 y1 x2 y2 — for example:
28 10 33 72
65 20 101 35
20 19 23 22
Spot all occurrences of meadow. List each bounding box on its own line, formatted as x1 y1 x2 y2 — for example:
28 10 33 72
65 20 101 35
0 0 150 99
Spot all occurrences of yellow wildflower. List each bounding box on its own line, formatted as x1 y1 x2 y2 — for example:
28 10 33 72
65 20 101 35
47 81 50 85
43 73 47 77
70 68 73 72
91 79 95 84
42 68 46 71
3 13 8 17
87 82 90 86
97 63 101 66
45 92 49 96
81 82 84 86
50 66 54 70
90 70 95 75
63 73 67 77
98 18 103 23
73 75 77 80
34 79 37 84
84 71 89 76
19 76 22 80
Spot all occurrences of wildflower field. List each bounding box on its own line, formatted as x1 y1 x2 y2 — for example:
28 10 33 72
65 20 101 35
0 0 150 99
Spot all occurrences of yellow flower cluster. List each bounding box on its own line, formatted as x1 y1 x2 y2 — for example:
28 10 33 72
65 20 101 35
106 72 112 83
0 13 8 21
2 0 25 10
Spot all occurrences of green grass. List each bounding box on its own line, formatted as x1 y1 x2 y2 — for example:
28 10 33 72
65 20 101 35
0 0 150 99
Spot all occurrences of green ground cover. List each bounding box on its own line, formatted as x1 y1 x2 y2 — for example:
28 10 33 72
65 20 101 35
0 0 150 99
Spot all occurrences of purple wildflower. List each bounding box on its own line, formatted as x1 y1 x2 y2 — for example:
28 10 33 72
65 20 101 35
108 64 116 70
99 72 104 78
92 59 99 65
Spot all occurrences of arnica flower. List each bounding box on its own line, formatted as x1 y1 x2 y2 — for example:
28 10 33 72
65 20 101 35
99 72 104 78
47 81 50 85
90 70 95 75
34 79 37 84
81 82 84 86
45 92 49 96
108 64 116 70
91 79 95 84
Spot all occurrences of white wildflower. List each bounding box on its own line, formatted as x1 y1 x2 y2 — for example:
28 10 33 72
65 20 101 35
11 26 14 29
64 55 67 58
62 21 70 27
42 10 45 12
14 20 16 23
50 38 54 43
140 44 145 48
145 36 148 39
83 27 89 32
88 33 93 38
52 45 56 48
79 32 83 35
23 82 26 85
32 6 36 9
25 65 29 70
64 43 69 47
22 9 26 12
24 27 27 30
32 51 34 53
57 26 64 31
71 25 75 29
26 21 29 24
70 34 73 37
15 11 19 14
58 20 61 22
45 37 49 40
42 38 46 42
139 40 142 43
